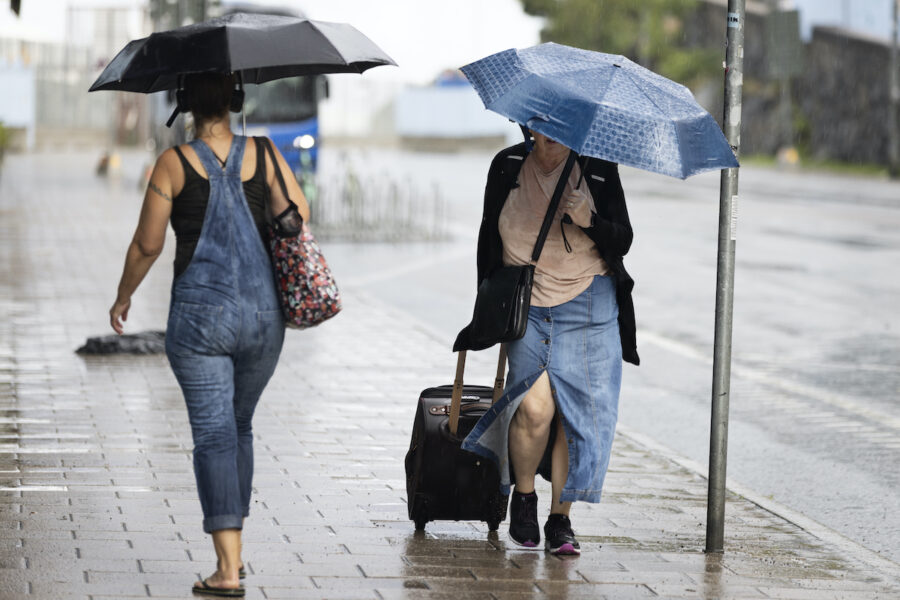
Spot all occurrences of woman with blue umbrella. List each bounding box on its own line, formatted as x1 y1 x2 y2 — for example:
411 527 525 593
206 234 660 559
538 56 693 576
455 42 736 555
455 127 637 555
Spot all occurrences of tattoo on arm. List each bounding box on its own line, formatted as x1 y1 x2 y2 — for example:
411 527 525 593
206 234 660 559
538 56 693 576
149 181 171 202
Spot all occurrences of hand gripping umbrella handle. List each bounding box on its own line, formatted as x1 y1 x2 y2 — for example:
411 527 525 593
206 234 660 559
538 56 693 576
531 150 577 263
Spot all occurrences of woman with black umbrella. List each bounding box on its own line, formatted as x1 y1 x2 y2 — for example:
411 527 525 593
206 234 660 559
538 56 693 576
109 72 308 597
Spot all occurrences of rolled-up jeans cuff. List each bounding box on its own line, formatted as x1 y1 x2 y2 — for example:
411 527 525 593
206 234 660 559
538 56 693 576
203 514 243 534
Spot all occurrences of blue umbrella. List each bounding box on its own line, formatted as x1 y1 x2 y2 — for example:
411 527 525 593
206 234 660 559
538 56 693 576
461 42 738 179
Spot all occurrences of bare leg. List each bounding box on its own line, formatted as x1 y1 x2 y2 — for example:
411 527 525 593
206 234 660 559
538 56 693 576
195 528 242 591
550 415 572 516
508 371 555 493
217 520 245 574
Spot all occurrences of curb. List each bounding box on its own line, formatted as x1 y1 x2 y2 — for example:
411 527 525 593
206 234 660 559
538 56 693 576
616 422 900 586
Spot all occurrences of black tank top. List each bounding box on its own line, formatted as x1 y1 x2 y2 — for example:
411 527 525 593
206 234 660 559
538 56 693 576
170 137 268 278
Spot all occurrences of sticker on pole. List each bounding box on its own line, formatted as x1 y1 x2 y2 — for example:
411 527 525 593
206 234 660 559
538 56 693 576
727 12 741 28
730 195 739 241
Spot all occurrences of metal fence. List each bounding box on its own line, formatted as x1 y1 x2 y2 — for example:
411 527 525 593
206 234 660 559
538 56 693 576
310 169 448 242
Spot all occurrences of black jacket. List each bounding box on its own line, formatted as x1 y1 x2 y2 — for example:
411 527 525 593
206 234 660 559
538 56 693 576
454 143 639 365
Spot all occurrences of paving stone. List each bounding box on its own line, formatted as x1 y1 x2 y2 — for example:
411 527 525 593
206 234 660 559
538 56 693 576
471 563 586 582
29 580 149 597
753 587 897 600
137 558 211 574
261 587 376 599
536 580 658 598
580 568 698 587
377 592 494 600
650 583 771 598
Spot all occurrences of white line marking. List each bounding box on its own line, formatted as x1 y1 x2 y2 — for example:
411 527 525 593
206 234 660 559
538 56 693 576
639 329 900 430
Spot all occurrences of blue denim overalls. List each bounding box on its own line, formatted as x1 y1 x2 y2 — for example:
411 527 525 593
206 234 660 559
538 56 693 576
165 136 285 534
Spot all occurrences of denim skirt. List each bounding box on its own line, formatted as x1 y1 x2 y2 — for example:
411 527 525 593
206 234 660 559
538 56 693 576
461 274 622 503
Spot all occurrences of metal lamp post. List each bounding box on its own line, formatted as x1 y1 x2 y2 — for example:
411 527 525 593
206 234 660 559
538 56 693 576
706 0 746 554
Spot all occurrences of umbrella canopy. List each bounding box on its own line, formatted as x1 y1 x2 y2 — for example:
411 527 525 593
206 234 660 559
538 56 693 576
89 12 396 93
461 42 738 179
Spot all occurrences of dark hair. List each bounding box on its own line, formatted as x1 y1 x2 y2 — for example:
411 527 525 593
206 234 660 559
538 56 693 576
183 72 234 121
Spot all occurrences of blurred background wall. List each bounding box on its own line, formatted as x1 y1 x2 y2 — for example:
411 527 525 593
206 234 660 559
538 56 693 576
0 0 897 170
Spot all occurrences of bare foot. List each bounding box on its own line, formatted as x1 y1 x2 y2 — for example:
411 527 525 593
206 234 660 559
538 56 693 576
193 570 242 594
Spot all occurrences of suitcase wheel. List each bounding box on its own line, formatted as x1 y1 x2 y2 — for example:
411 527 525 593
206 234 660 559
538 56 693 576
414 517 428 531
487 520 500 532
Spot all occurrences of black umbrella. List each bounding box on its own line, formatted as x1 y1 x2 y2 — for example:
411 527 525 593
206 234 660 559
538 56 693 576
88 12 396 94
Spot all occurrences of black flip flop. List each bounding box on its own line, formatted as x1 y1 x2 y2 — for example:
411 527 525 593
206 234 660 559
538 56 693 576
192 578 245 597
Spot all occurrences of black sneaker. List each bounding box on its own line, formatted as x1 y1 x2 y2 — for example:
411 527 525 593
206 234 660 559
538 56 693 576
508 490 540 548
544 513 581 556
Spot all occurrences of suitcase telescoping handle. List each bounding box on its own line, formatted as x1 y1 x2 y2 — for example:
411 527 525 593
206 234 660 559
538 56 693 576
449 345 508 436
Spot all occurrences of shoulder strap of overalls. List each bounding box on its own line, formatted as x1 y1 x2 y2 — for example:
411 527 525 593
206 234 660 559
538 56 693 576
225 136 246 179
189 136 246 180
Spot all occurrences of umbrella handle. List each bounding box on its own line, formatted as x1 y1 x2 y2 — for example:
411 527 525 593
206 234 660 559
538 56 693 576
165 106 180 128
166 74 187 129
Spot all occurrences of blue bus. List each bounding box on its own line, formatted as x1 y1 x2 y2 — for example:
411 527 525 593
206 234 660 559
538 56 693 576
239 72 328 192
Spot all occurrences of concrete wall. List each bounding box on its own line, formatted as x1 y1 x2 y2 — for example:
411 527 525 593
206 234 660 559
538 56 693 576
689 0 785 156
691 1 899 166
798 27 896 165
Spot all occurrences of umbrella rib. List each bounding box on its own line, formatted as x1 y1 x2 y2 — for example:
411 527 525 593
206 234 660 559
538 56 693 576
617 68 685 172
617 68 673 118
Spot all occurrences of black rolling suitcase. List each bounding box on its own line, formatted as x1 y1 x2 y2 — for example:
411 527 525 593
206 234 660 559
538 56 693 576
405 348 510 531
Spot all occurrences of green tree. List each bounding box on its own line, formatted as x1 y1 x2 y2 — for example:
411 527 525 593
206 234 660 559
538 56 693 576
0 121 10 166
521 0 720 86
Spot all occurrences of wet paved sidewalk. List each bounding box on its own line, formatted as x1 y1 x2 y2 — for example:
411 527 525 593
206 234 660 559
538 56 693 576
2 152 900 599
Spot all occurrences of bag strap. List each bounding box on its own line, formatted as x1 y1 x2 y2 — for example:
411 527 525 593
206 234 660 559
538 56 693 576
493 344 508 402
448 351 467 436
449 345 508 435
260 137 300 210
261 137 288 198
531 150 578 263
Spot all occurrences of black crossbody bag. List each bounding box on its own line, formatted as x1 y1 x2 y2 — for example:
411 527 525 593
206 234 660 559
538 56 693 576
468 151 578 350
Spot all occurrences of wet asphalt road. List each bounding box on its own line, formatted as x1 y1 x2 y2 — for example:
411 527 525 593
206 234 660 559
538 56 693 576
314 147 900 564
